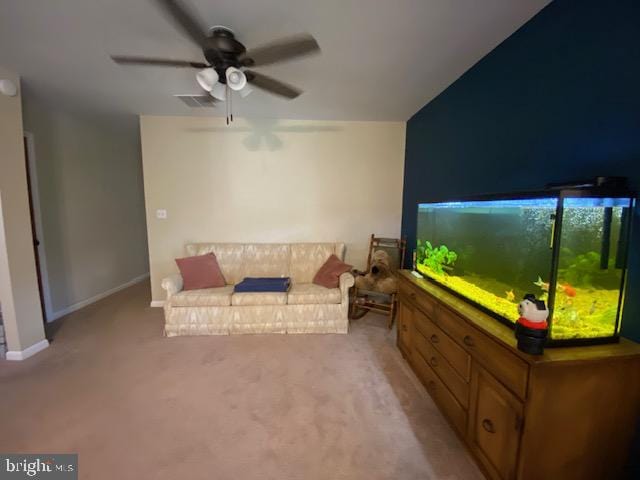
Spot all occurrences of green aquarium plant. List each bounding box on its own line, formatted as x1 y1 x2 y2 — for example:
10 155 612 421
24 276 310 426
417 240 458 275
558 250 621 289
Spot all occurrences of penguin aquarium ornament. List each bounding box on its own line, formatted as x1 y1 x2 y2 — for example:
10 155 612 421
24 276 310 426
515 293 549 355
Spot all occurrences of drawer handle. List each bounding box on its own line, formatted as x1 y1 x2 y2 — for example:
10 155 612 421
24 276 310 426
402 324 408 332
409 292 417 299
427 380 436 390
429 357 438 367
463 335 475 347
482 419 496 434
430 334 439 344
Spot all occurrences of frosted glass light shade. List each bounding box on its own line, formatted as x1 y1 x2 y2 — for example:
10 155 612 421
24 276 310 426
196 68 218 92
210 82 227 101
0 79 18 97
225 67 247 91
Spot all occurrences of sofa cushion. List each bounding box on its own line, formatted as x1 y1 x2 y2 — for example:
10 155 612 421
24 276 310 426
287 283 341 305
175 253 225 290
186 243 246 284
231 292 288 306
289 243 336 284
171 286 234 307
241 244 291 279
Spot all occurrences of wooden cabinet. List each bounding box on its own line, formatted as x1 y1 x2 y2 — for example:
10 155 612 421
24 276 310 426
396 270 640 480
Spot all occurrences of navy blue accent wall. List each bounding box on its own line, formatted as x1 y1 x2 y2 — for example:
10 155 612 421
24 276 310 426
401 0 640 344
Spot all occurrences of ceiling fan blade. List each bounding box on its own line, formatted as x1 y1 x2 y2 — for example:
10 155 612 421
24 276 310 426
245 70 302 99
111 55 207 68
240 34 320 67
154 0 215 53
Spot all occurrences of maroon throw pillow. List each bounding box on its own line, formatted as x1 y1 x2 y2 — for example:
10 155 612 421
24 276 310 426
175 253 226 290
313 254 352 288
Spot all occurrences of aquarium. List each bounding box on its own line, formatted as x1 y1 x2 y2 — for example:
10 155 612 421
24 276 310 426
416 188 634 345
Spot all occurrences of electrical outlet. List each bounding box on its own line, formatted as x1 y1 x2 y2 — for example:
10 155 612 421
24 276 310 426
156 209 167 220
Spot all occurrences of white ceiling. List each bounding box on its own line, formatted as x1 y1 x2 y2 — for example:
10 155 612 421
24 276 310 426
0 0 549 121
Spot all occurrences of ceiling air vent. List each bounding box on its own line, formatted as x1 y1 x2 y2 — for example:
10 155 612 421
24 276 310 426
174 94 218 108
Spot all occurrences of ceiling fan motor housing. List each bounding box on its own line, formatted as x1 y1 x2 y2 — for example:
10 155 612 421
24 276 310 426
204 27 246 82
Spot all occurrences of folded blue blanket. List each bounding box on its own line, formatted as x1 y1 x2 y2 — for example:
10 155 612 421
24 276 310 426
234 277 291 293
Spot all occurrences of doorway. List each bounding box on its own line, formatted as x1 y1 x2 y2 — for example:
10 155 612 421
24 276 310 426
23 132 51 326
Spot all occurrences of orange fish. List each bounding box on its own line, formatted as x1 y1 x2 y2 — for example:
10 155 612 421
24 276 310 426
559 283 576 297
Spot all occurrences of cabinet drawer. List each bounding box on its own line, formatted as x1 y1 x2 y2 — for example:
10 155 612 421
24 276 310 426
414 328 469 409
438 306 529 400
397 301 413 358
399 281 437 318
414 310 471 381
413 348 467 436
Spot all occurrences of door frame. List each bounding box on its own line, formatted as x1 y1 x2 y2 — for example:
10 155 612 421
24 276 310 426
23 131 53 322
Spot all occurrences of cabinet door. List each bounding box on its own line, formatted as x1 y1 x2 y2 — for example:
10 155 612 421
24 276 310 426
397 300 414 358
468 364 524 480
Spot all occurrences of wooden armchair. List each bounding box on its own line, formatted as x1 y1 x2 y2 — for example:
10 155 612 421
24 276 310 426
349 234 407 329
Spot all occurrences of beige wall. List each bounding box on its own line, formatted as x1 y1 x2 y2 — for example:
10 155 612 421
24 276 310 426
22 97 149 316
0 68 46 352
140 116 406 302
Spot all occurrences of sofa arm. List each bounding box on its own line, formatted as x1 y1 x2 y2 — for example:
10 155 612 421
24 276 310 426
161 274 183 299
339 272 355 303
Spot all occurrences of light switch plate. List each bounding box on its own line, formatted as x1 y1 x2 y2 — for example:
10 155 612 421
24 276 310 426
156 209 167 219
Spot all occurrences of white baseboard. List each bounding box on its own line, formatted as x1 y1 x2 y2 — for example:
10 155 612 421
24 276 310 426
49 273 150 321
150 300 165 308
6 339 50 361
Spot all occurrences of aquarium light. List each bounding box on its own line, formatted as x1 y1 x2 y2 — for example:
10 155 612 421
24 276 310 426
563 197 632 208
419 198 558 210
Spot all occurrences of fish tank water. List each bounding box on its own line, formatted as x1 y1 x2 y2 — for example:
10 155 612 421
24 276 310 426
415 188 634 345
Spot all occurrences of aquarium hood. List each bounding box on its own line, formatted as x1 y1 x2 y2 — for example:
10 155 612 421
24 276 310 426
546 176 629 191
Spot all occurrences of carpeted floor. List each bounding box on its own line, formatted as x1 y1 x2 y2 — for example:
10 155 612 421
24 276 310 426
0 281 482 480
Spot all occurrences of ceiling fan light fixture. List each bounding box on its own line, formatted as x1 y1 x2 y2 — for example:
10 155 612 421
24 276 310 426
239 85 253 98
196 68 218 91
0 79 18 97
210 82 227 101
225 67 247 91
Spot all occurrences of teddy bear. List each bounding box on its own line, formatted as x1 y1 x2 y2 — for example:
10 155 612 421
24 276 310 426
354 250 398 294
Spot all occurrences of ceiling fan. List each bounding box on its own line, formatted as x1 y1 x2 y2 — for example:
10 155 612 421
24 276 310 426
111 0 321 123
